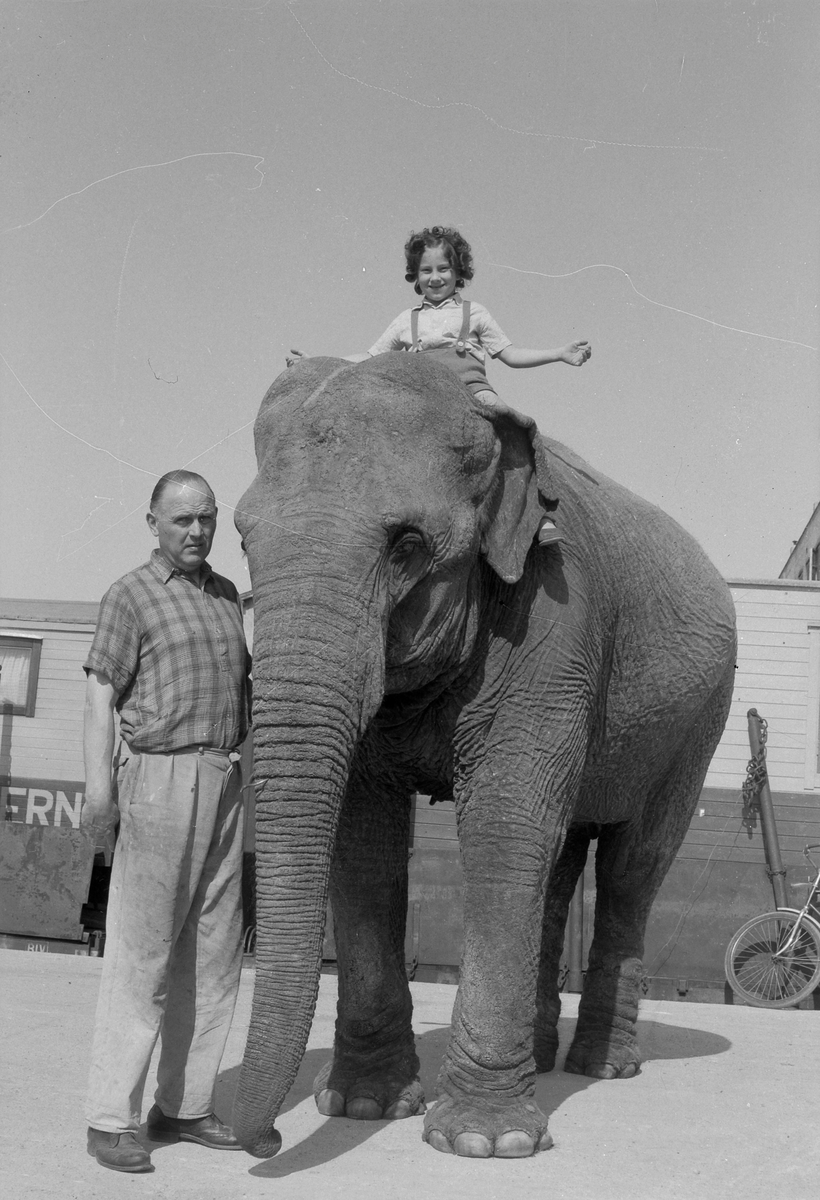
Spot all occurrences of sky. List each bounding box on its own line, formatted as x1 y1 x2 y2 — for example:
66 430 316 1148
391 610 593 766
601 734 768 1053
2 0 818 602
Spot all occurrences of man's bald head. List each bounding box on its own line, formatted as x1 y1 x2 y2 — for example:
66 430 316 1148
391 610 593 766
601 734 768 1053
150 470 214 514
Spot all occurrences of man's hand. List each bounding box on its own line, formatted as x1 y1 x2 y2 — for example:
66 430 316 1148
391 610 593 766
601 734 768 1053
81 793 119 854
561 340 592 367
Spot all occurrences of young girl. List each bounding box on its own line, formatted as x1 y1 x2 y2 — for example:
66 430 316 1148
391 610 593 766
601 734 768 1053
288 225 591 544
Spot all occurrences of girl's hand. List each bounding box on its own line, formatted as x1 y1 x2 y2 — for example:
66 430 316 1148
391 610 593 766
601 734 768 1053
562 340 591 366
286 348 305 368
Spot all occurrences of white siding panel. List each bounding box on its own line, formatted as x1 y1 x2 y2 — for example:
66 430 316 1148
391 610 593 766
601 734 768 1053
736 641 808 658
707 767 806 792
735 616 819 632
738 658 808 679
711 720 805 743
25 726 84 746
714 720 806 743
35 665 89 682
9 751 85 777
733 588 820 605
37 644 91 663
724 695 805 717
734 604 819 622
708 743 805 770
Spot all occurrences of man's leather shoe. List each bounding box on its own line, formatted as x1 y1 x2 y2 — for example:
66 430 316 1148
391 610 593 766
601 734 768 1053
87 1127 153 1173
146 1104 242 1150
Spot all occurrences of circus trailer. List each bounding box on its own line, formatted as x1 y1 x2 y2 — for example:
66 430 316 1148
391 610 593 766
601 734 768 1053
0 593 252 954
0 598 100 953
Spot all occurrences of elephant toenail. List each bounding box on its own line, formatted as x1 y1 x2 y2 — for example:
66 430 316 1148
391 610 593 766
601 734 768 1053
495 1130 536 1158
425 1130 453 1154
316 1089 345 1117
538 1132 555 1151
453 1132 493 1158
346 1097 382 1121
384 1100 411 1120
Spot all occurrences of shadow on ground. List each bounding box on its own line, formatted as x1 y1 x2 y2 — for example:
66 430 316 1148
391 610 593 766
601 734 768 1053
210 1014 731 1178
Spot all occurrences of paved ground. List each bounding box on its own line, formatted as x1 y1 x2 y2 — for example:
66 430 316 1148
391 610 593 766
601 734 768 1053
2 948 818 1199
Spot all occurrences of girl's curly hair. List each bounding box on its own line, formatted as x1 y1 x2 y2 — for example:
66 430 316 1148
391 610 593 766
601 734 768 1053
404 226 474 294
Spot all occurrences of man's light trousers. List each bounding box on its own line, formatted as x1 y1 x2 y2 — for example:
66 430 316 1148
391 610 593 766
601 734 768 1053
85 747 245 1132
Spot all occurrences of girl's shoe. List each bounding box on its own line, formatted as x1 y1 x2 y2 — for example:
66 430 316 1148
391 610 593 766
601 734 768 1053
537 518 564 546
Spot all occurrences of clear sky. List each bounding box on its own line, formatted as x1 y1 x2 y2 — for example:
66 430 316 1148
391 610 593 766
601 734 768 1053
2 0 818 602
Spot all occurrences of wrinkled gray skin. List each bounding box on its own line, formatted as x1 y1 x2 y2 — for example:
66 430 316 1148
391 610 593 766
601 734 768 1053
233 354 736 1160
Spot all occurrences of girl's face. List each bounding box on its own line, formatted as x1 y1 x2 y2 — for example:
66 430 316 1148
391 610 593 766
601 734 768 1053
416 243 459 305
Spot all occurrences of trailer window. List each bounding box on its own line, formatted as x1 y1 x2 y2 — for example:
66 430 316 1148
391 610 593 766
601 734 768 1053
0 635 43 717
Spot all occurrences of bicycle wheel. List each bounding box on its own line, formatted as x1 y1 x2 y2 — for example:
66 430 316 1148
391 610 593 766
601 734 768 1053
725 910 820 1008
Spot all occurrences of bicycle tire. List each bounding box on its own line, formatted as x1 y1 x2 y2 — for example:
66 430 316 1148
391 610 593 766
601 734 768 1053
725 910 820 1008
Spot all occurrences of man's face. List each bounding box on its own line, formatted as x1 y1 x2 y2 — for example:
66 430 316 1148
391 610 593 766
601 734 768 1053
146 482 217 574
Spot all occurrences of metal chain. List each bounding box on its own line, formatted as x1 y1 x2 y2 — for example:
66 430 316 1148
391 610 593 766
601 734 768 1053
741 715 768 835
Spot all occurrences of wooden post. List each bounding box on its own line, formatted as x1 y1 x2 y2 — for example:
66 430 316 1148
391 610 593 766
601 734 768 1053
747 708 789 910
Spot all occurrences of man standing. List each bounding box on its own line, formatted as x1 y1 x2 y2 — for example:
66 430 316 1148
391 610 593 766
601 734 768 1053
82 470 251 1174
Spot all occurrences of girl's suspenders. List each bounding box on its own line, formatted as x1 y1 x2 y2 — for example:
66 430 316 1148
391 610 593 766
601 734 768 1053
410 300 472 353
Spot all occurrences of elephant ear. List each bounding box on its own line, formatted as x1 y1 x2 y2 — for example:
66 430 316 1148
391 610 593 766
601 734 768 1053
476 400 558 585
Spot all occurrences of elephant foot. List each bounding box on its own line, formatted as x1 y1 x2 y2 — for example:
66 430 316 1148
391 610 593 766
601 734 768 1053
565 960 643 1078
313 1059 426 1121
422 1094 553 1158
563 1032 641 1079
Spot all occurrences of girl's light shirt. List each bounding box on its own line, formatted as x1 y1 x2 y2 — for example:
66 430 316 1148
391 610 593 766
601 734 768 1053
368 294 512 365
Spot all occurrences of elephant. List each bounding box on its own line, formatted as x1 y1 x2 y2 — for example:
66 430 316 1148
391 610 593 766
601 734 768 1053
232 352 736 1160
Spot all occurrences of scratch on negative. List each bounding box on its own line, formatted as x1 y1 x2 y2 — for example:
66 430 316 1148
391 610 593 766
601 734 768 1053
3 152 266 235
286 5 723 155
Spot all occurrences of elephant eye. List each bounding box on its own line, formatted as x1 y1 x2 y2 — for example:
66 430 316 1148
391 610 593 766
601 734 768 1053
391 529 427 558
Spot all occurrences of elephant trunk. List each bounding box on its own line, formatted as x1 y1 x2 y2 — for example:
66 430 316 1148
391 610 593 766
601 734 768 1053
232 568 385 1158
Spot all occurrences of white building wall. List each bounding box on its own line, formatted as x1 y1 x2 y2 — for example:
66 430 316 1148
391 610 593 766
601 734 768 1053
703 580 820 796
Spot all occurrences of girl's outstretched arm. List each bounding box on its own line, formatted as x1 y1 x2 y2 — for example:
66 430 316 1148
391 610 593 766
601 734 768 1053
497 341 591 368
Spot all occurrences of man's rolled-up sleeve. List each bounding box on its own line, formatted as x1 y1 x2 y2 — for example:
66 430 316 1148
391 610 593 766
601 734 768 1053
84 582 140 699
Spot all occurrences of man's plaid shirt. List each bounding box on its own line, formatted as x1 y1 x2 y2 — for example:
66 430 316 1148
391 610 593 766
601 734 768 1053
85 549 250 753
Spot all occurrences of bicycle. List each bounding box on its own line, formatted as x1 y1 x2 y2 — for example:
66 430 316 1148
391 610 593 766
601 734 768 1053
725 843 820 1008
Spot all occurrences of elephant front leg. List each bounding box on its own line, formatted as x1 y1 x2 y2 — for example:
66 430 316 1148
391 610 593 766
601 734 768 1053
424 806 554 1158
315 779 425 1122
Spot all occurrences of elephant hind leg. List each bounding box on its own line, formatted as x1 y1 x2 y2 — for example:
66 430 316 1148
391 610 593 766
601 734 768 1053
563 812 665 1081
565 798 690 1080
534 823 594 1072
565 691 730 1079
